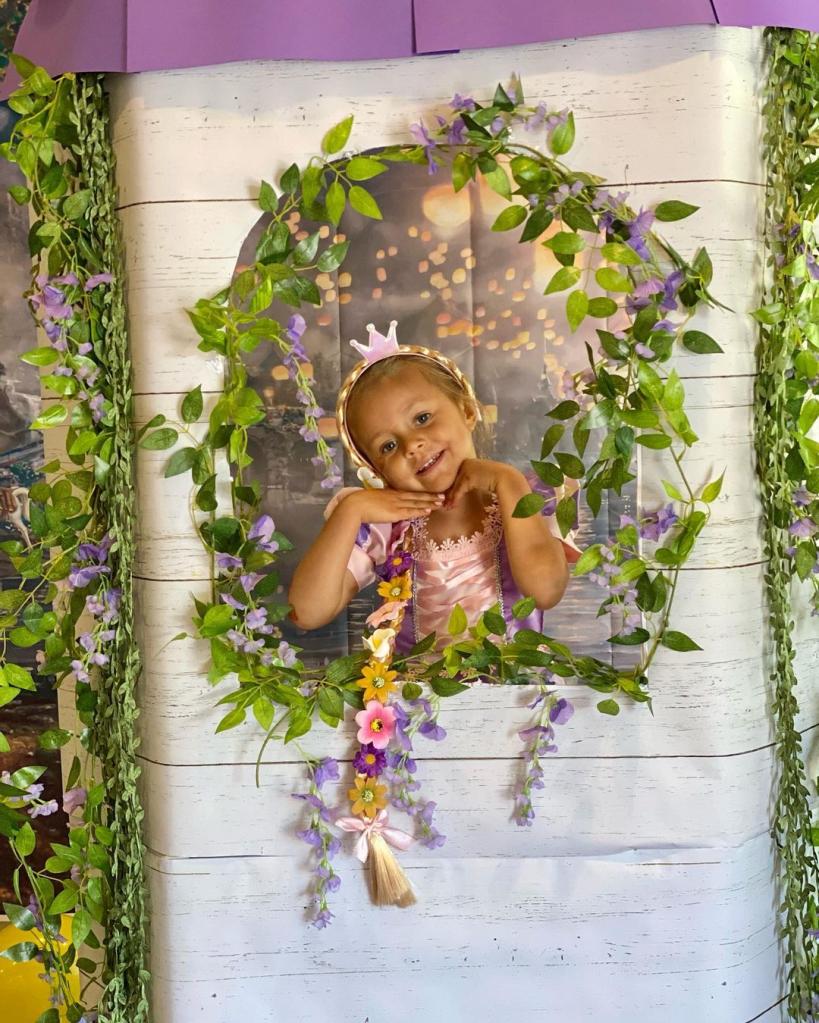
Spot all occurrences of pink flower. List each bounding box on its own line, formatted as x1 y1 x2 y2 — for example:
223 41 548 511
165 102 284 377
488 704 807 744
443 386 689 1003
365 601 404 628
355 701 396 750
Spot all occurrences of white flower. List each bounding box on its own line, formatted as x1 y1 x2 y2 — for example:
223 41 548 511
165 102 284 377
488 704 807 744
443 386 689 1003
364 627 396 661
357 466 384 489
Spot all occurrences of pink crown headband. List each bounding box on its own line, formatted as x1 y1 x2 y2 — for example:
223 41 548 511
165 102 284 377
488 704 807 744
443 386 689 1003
335 321 482 481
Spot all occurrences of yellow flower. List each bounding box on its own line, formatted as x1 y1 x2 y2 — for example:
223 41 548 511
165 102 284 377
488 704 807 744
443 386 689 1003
349 774 387 819
356 659 398 703
377 572 412 603
364 626 396 661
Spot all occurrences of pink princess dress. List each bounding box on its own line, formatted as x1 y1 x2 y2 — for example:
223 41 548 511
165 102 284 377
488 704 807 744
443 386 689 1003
324 485 583 656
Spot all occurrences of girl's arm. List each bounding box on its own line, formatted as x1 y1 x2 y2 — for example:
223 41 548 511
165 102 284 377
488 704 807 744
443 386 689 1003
287 498 363 630
443 459 570 610
288 487 444 630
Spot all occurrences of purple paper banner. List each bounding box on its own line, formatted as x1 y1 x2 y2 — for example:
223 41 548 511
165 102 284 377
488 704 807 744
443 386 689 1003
2 0 819 98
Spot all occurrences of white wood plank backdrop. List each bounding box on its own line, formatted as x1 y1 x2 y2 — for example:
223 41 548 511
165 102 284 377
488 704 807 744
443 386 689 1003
101 23 812 1023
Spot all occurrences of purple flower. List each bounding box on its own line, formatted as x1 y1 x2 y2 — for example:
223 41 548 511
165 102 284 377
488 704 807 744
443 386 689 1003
446 116 468 146
245 606 268 629
625 208 654 261
312 909 334 929
419 719 447 741
84 272 114 291
296 826 323 848
313 757 340 787
248 514 279 553
793 487 813 508
353 744 386 776
29 799 59 819
221 593 246 611
409 120 439 174
89 393 105 422
299 424 320 443
277 641 297 667
62 787 87 813
383 550 412 580
522 102 547 132
450 93 476 112
549 698 574 725
240 573 264 596
216 552 243 572
286 314 306 344
226 628 246 651
634 343 655 359
31 284 73 321
633 278 663 300
660 270 685 311
71 659 89 683
68 564 110 589
789 517 817 538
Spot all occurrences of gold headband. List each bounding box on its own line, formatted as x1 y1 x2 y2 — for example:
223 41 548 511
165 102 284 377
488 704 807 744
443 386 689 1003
335 333 480 482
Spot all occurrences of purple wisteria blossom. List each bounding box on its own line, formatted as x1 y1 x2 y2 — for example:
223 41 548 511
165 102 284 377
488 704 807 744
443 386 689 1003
292 759 342 927
789 517 817 539
63 787 87 814
409 120 439 174
450 93 476 112
384 700 446 849
247 514 280 554
215 552 243 572
68 533 113 589
84 272 114 291
625 208 655 261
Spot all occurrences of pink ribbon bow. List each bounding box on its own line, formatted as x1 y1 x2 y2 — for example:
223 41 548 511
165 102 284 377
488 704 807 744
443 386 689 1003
334 810 415 863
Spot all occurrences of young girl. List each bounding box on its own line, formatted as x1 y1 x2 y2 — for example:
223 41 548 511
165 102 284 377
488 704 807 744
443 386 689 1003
287 322 582 653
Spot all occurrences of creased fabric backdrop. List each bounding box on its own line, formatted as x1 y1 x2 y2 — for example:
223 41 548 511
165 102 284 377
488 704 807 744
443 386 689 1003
2 0 819 97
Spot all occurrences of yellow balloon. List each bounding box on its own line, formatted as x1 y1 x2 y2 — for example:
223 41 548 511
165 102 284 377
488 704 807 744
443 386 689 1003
0 916 81 1022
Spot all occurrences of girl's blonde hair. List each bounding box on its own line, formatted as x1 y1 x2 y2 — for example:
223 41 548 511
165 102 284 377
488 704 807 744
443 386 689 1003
345 354 494 468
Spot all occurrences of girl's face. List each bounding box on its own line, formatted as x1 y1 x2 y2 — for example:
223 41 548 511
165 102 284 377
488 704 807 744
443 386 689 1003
348 364 477 492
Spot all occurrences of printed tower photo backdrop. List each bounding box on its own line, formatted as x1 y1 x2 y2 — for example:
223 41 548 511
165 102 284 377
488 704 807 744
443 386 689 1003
111 26 818 1023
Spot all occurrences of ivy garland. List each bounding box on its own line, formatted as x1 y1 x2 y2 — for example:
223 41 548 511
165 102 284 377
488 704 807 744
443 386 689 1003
0 59 149 1023
754 28 819 1020
153 77 728 922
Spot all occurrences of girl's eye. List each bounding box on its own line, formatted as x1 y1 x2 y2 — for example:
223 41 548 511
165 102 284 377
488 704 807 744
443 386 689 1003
380 441 395 454
416 412 431 424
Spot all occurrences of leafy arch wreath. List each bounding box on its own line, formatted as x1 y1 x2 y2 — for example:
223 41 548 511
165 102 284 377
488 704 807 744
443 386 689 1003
145 77 729 923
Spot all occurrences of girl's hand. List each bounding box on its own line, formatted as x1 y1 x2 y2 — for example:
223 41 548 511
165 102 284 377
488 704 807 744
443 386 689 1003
443 459 519 509
343 486 445 524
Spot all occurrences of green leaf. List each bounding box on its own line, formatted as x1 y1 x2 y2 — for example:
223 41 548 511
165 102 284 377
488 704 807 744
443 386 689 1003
549 111 575 155
8 185 31 207
215 706 247 734
600 241 642 266
547 400 580 420
596 698 620 716
71 907 92 949
587 297 618 318
30 404 67 430
795 542 816 582
62 189 91 221
595 267 632 293
608 627 650 645
3 902 37 930
164 447 198 478
660 630 703 652
317 240 349 272
348 185 382 220
556 494 578 536
521 206 554 243
430 676 469 697
291 231 320 267
700 473 724 503
279 163 300 193
38 728 71 750
654 200 699 222
543 231 585 254
539 424 565 459
402 682 423 701
554 452 585 479
512 596 536 619
20 347 59 366
447 603 468 636
284 709 312 744
181 385 204 423
682 330 723 355
451 152 473 193
199 605 236 638
321 115 354 155
5 663 35 690
0 941 39 962
543 265 581 295
512 493 545 518
317 686 344 721
346 156 387 181
48 886 78 914
635 433 672 449
662 479 685 501
573 544 603 576
491 204 527 231
566 289 589 332
14 822 35 857
139 428 178 451
483 165 511 198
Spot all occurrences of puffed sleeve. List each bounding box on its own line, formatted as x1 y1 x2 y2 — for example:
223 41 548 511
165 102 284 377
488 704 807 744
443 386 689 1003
323 487 394 591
